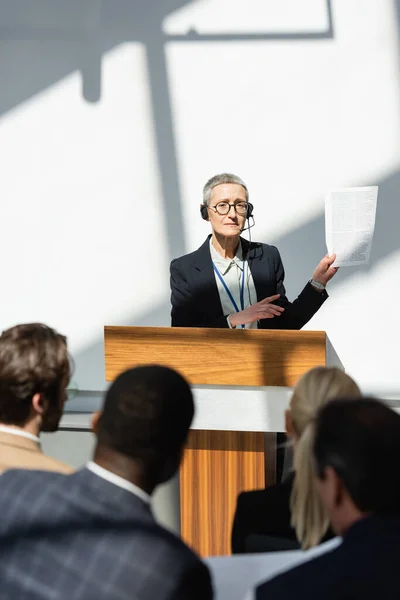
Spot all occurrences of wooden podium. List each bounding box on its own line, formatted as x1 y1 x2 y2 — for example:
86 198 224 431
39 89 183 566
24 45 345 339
104 326 341 557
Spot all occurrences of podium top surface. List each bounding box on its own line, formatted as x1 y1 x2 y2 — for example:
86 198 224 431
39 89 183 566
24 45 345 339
104 326 340 388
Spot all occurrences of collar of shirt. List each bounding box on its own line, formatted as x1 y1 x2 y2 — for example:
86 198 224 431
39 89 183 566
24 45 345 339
210 239 244 275
0 424 40 443
86 461 151 505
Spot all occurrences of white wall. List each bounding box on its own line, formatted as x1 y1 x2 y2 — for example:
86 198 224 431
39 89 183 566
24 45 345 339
0 0 399 398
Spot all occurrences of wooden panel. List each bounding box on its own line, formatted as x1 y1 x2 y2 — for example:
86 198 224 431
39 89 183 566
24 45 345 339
104 326 327 387
180 430 266 557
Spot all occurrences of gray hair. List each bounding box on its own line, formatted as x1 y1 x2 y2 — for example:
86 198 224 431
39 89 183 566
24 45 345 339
202 173 249 205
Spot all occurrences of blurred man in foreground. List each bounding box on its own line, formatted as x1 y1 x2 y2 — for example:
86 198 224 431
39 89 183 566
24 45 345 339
0 365 212 600
0 323 72 473
255 398 400 600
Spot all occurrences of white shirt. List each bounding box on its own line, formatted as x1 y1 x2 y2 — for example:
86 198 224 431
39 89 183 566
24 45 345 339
210 239 258 329
0 424 40 443
86 461 151 505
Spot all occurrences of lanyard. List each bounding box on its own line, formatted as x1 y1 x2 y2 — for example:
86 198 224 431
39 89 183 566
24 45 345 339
213 260 245 328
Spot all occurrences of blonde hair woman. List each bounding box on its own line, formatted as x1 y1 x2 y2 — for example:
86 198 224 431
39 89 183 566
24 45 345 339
231 366 361 553
287 367 361 548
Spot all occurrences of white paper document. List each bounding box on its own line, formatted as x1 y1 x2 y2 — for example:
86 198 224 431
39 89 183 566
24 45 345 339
325 186 378 267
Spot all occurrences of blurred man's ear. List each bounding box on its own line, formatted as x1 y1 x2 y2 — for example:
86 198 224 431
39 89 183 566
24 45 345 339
32 393 47 416
317 465 345 513
330 467 346 508
159 446 185 484
90 411 102 434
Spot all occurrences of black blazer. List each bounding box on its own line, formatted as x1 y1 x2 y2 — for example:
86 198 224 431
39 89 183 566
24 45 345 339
255 514 400 600
231 474 298 554
232 473 333 554
170 236 328 329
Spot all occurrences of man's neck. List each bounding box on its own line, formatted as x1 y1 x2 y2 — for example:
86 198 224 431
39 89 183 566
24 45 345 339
93 446 155 496
335 506 367 537
211 233 240 259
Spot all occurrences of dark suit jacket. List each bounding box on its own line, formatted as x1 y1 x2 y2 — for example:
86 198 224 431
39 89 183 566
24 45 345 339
255 514 400 600
0 468 213 600
231 474 298 554
170 236 328 328
232 474 333 554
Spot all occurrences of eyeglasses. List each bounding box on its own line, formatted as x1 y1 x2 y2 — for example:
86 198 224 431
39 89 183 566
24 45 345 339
210 201 248 216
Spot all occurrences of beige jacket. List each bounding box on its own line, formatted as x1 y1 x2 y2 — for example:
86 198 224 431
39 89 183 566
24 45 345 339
0 431 73 474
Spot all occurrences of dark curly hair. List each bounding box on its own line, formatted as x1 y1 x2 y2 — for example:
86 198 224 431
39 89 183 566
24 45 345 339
97 365 194 466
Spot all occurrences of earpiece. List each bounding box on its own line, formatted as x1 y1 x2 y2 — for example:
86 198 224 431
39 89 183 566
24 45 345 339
200 202 254 220
200 204 209 220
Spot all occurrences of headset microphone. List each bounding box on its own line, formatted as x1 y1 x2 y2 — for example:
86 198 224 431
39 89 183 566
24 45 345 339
240 215 255 232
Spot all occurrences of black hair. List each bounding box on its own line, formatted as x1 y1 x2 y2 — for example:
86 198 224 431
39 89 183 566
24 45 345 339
97 365 194 467
314 397 400 514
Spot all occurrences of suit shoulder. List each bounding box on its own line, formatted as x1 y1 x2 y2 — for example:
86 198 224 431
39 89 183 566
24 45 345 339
258 242 281 256
170 253 193 272
260 243 283 269
170 248 201 271
170 237 211 271
238 478 292 511
246 239 280 255
120 524 211 599
118 521 207 589
38 455 73 474
125 519 203 576
0 468 65 491
154 522 203 565
245 240 282 270
0 469 65 519
257 546 342 598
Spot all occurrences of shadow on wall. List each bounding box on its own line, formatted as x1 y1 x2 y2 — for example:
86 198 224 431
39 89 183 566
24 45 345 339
3 1 400 391
0 0 334 263
0 0 193 261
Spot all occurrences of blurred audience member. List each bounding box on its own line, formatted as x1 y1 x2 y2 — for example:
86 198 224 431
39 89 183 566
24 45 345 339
0 323 72 473
0 365 213 600
255 397 400 600
232 367 361 553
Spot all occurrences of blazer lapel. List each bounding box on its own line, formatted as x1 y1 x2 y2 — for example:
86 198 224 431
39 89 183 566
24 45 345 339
193 236 223 312
192 236 271 310
241 237 269 302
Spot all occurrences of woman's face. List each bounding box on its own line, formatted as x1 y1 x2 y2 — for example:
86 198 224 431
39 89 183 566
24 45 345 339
206 183 247 238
